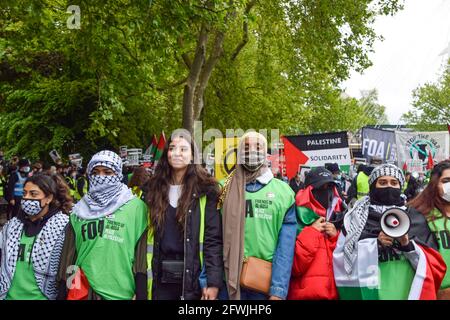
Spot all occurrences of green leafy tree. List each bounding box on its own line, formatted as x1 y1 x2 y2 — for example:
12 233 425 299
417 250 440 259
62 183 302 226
0 0 402 161
402 61 450 131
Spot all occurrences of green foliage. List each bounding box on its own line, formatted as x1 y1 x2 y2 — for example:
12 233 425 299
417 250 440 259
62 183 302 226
0 0 400 161
402 61 450 131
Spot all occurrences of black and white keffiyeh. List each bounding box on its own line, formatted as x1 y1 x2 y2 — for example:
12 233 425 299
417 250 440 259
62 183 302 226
0 213 69 300
72 150 134 220
343 163 406 274
368 163 405 189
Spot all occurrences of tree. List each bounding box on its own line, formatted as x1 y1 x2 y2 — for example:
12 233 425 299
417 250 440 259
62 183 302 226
0 0 402 161
177 0 403 132
402 61 450 131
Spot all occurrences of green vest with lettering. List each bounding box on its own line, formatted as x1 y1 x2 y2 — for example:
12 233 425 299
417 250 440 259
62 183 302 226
6 233 48 300
427 208 450 289
243 179 294 262
70 197 148 300
146 196 207 300
356 172 370 199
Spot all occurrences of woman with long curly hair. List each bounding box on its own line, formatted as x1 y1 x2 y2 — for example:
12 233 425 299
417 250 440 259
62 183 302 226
145 129 223 300
0 173 73 300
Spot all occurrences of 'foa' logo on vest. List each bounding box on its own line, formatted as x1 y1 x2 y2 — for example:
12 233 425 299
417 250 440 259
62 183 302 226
266 192 275 200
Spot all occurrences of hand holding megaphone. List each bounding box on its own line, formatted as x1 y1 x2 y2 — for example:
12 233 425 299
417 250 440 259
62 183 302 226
379 208 411 246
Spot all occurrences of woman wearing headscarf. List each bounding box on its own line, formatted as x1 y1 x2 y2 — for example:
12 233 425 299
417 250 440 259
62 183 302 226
409 160 450 299
333 164 446 300
218 131 297 300
0 173 72 300
57 150 148 300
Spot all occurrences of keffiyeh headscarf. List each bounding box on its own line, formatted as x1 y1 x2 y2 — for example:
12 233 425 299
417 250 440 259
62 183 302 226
343 164 406 274
72 150 134 220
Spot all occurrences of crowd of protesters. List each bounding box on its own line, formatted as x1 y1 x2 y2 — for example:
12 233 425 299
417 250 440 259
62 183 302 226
1 134 450 301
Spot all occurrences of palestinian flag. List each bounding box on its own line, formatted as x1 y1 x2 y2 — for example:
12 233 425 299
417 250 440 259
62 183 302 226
154 131 166 161
402 161 408 173
282 132 351 180
333 236 446 300
296 185 343 233
149 134 158 158
426 150 434 171
144 134 158 159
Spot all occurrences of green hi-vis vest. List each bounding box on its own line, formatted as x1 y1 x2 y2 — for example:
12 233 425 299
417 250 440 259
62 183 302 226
70 197 148 300
243 179 294 262
146 195 207 300
356 172 370 199
427 208 450 289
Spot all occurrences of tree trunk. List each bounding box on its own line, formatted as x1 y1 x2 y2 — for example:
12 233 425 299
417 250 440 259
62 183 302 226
182 26 208 133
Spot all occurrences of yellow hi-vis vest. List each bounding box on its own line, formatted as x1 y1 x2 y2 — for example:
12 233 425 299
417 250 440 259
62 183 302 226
131 186 143 199
356 172 370 199
66 176 77 198
146 195 206 299
0 176 5 197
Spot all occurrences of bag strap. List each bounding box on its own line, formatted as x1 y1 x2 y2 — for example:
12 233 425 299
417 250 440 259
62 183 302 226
199 195 206 267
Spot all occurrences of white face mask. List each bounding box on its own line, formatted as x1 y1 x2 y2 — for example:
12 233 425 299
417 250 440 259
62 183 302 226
442 182 450 203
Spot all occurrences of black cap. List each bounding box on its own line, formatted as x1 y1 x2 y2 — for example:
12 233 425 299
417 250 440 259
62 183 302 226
18 158 30 168
305 167 336 189
325 162 340 174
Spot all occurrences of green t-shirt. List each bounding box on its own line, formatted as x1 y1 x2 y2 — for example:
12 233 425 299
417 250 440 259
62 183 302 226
6 232 48 300
70 197 148 300
427 208 450 289
378 249 415 300
243 179 295 262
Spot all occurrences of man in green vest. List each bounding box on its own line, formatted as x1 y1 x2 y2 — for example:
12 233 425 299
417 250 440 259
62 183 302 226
347 157 382 205
57 150 148 300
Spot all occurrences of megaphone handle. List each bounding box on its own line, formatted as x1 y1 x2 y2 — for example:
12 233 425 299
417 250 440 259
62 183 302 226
393 236 413 252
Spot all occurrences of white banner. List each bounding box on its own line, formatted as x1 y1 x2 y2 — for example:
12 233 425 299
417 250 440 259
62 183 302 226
395 131 450 172
303 147 352 169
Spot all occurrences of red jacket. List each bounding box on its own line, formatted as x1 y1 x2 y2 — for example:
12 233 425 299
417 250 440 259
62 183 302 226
288 185 342 300
288 226 339 300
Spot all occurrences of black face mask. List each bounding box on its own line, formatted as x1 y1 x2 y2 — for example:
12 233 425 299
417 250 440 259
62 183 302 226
369 187 404 206
312 187 334 209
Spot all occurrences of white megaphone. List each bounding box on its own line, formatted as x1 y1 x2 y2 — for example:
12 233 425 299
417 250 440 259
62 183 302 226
380 208 411 239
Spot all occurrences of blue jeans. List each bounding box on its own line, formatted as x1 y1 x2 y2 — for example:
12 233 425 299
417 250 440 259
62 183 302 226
218 281 268 300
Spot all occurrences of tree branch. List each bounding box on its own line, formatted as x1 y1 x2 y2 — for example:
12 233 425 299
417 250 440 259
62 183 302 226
194 30 225 119
149 77 188 92
112 25 140 64
231 0 257 61
177 36 192 69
